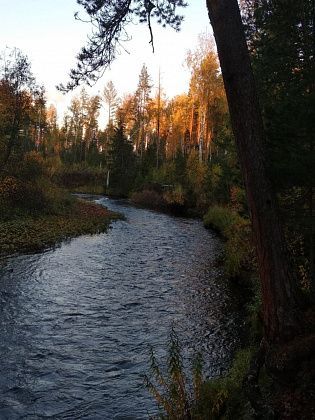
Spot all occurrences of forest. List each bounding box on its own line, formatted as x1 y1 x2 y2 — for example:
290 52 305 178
0 0 314 418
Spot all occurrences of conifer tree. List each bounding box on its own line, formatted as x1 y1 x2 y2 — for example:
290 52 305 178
107 122 135 196
103 80 119 126
134 64 152 157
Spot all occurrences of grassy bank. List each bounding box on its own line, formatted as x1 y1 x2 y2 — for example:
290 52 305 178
0 153 121 256
203 205 255 278
0 199 120 256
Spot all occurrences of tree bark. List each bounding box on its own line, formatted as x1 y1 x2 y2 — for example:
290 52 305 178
205 0 301 344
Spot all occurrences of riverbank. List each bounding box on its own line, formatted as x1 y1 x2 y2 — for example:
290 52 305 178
0 199 120 256
129 187 200 217
0 196 243 418
201 206 315 419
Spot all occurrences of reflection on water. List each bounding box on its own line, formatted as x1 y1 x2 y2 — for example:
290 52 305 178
0 196 244 419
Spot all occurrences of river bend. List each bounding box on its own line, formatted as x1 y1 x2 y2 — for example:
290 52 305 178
0 196 243 419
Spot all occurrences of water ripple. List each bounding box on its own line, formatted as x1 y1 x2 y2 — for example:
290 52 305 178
0 196 244 419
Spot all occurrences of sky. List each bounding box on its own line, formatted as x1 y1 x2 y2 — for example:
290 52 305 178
0 0 211 127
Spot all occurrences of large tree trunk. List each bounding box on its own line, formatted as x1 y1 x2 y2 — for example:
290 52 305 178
205 0 301 344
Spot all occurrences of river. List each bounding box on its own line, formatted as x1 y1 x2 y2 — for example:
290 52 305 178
0 196 244 419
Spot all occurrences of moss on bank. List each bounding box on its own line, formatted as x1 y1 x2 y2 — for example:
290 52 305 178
0 199 121 256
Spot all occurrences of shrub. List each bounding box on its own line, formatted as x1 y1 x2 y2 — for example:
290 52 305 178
203 205 240 235
53 164 106 190
151 161 178 186
0 175 46 214
203 206 255 277
35 178 74 215
163 185 185 207
229 185 247 214
131 190 167 210
17 151 47 181
0 176 21 219
224 218 254 277
246 279 263 341
0 173 74 220
145 329 227 419
0 176 21 200
45 155 63 177
145 329 256 419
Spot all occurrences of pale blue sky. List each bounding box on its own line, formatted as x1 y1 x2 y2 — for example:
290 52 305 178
0 0 211 125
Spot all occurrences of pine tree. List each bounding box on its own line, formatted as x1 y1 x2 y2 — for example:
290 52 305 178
103 81 119 127
107 123 135 196
134 64 152 157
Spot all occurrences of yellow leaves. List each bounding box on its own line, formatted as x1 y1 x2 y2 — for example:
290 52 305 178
186 33 223 105
163 185 185 206
186 151 207 192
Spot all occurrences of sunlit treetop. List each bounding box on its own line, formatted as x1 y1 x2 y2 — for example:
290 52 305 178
59 0 188 92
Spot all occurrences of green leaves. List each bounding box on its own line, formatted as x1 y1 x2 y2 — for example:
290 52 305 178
203 205 254 277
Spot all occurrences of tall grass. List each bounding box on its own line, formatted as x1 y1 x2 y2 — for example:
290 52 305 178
145 329 232 419
203 206 255 277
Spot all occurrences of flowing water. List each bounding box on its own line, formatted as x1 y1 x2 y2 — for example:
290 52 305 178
0 196 244 419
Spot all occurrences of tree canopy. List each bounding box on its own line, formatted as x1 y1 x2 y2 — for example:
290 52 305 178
60 0 187 91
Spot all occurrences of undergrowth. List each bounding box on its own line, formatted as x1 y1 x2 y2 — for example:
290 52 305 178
203 206 255 278
0 200 120 255
0 153 120 255
145 329 258 419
